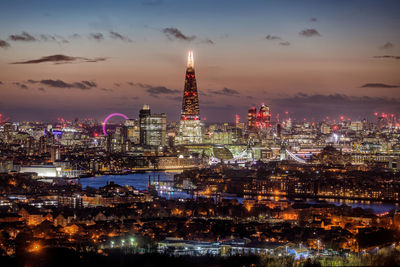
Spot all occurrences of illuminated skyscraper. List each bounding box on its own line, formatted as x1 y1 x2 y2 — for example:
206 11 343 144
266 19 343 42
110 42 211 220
248 104 271 131
139 105 166 147
247 107 257 131
257 104 271 128
176 51 203 145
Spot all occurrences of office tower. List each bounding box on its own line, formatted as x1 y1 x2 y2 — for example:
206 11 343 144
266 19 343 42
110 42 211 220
26 136 34 156
106 134 113 153
124 119 140 144
176 51 203 144
257 104 271 128
3 122 12 143
50 146 61 162
247 107 257 131
139 105 166 147
277 123 282 138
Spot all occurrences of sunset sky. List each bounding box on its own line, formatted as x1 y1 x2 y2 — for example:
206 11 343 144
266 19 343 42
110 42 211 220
1 0 399 122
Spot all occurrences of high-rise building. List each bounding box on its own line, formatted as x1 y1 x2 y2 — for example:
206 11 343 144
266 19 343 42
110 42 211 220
257 104 271 128
235 114 245 130
139 105 166 147
321 123 331 134
50 145 61 162
248 104 271 132
247 107 257 131
26 136 34 156
124 119 140 144
176 51 203 145
3 122 12 143
276 123 282 138
39 131 54 155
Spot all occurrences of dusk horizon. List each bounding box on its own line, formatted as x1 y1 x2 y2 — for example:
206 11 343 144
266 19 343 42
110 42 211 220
1 0 399 122
1 2 400 267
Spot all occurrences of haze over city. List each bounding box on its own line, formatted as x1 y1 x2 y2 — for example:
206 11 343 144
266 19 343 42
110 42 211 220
1 0 399 122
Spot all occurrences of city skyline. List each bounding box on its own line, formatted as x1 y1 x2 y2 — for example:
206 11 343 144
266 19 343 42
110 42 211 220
0 0 400 122
2 2 400 266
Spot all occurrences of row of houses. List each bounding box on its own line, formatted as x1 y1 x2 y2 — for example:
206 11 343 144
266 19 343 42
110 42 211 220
157 237 309 258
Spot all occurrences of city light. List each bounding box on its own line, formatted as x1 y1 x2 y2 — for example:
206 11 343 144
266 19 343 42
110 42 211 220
28 242 42 253
1 2 400 265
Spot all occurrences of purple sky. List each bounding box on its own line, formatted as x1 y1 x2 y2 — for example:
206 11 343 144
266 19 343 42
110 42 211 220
0 0 399 122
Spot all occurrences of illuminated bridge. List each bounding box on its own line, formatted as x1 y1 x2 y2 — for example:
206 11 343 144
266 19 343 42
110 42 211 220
285 149 307 164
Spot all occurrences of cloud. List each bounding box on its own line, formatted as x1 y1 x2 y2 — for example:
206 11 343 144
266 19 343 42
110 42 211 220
168 96 182 101
81 81 97 87
299 29 321 37
0 81 3 85
38 88 45 91
310 18 317 22
8 32 72 44
109 31 132 42
11 54 106 64
147 86 179 96
90 33 104 41
13 82 28 90
275 93 399 107
265 35 281 40
373 55 400 60
0 40 11 48
272 93 400 119
209 87 240 96
279 41 290 46
130 82 148 88
114 82 120 87
202 39 215 45
28 79 97 90
162 27 196 41
380 42 394 50
101 88 114 92
70 33 81 39
38 79 76 88
361 83 399 88
131 82 179 97
39 34 56 41
199 91 210 97
9 32 36 41
39 34 69 44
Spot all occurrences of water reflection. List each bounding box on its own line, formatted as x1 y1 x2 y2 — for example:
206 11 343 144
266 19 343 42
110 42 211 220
76 172 399 214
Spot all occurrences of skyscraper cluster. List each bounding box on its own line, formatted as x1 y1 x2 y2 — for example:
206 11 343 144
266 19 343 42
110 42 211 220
247 104 271 132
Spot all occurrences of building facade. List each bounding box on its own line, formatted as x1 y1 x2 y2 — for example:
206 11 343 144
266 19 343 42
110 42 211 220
176 51 203 145
139 105 166 147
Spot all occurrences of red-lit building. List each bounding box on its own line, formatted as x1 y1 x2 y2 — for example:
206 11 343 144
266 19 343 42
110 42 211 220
248 104 271 132
176 51 203 144
180 51 200 121
257 104 271 128
247 107 257 131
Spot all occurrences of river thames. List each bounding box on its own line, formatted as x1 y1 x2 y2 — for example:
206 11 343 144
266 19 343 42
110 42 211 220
76 172 399 214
